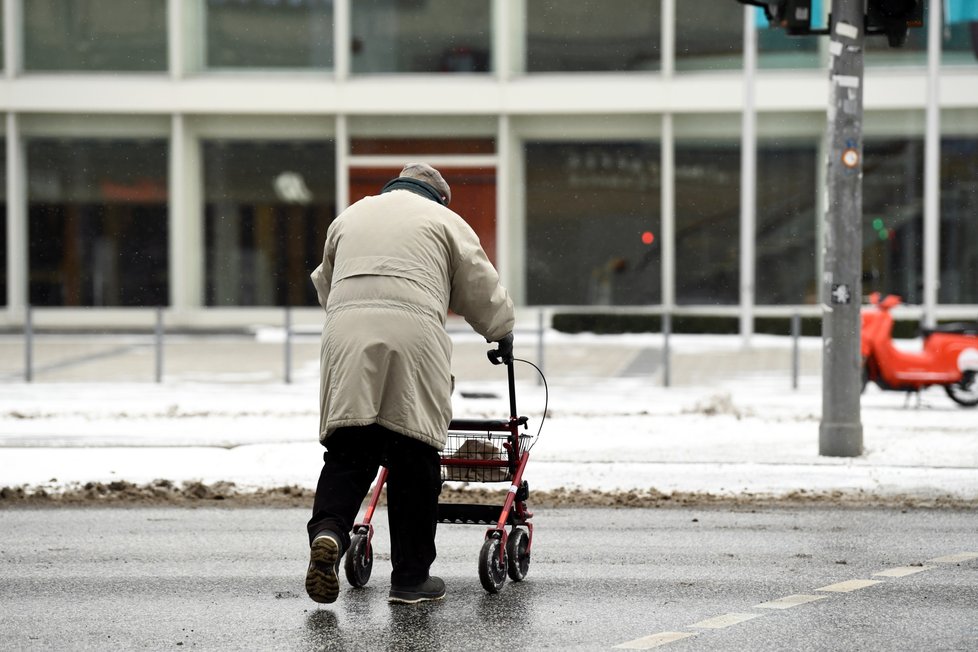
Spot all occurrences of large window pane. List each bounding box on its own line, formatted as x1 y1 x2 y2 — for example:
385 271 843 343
24 0 167 72
943 2 978 66
675 144 740 305
206 0 332 70
27 139 168 307
940 137 978 303
676 1 742 71
0 140 5 306
526 1 660 72
756 142 818 305
351 0 490 74
203 140 335 307
862 139 923 303
525 142 661 306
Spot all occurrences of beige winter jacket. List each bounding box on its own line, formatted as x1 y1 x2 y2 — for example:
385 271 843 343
311 188 515 450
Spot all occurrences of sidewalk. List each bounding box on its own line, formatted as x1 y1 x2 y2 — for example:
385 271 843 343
1 332 975 506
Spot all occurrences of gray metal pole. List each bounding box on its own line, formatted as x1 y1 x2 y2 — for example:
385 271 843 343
662 312 671 388
24 304 32 383
922 0 941 329
819 0 864 457
284 306 293 385
155 307 164 383
536 309 545 385
791 312 801 390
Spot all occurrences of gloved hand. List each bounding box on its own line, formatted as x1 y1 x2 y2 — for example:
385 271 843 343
495 332 514 364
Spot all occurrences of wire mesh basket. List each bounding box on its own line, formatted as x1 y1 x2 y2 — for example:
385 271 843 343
441 431 527 482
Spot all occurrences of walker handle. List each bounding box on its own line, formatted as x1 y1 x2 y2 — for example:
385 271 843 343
487 347 506 365
486 344 518 419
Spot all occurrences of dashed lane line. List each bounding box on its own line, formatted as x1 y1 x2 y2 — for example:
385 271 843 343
610 551 976 649
928 552 978 564
613 632 697 649
816 579 882 593
754 594 827 610
688 613 762 629
873 565 935 578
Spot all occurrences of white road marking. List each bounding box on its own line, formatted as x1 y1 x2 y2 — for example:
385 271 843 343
928 552 978 564
613 632 696 649
816 579 881 593
754 594 827 610
612 551 974 649
689 613 762 629
873 565 935 578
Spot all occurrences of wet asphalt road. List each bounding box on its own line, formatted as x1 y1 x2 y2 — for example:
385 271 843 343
1 505 977 651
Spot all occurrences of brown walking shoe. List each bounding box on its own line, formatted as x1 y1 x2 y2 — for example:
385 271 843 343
305 531 342 604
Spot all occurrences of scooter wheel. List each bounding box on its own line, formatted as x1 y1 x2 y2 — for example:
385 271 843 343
344 532 373 588
945 372 978 407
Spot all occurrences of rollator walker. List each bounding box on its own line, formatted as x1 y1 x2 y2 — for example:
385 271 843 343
343 344 540 593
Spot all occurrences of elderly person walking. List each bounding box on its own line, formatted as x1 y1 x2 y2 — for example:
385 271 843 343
305 163 515 605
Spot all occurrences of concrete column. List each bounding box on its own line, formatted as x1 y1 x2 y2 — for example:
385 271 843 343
335 114 349 212
3 0 21 78
740 6 758 344
660 113 675 311
507 0 527 75
169 115 203 308
496 114 511 287
6 113 27 313
661 0 675 76
167 0 184 78
334 0 350 81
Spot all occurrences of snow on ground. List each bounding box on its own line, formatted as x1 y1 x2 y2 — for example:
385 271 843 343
0 333 975 502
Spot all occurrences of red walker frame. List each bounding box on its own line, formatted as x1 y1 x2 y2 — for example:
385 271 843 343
346 354 535 594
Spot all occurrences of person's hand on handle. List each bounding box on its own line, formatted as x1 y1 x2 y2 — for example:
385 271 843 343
487 332 514 365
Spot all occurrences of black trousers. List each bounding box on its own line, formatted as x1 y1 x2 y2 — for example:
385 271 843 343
307 424 442 586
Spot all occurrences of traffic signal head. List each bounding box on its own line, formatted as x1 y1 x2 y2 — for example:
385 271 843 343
771 0 813 35
867 0 924 48
741 0 814 35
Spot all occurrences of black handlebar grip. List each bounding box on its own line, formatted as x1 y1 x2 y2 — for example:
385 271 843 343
487 348 503 365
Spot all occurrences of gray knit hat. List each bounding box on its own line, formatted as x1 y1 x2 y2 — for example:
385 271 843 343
399 163 451 205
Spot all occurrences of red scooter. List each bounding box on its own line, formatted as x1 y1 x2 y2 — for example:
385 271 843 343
861 292 978 407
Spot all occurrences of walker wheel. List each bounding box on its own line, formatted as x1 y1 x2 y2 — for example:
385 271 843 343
478 536 508 593
344 532 372 588
506 528 530 581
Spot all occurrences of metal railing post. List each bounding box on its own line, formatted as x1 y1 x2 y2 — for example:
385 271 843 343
284 306 293 384
536 309 545 385
24 305 33 383
662 312 671 388
791 312 801 390
155 307 164 383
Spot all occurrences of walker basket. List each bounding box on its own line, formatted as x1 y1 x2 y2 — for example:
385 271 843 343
440 419 529 483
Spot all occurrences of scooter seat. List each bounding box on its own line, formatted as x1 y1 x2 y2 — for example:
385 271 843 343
921 321 978 337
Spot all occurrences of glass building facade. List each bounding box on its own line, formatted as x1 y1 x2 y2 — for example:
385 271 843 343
1 0 977 330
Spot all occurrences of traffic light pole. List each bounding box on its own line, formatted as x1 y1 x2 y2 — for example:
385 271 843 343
820 0 864 457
